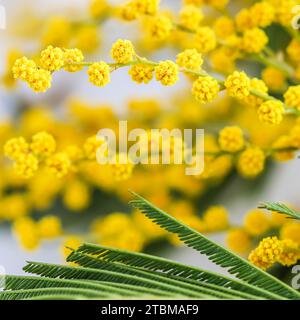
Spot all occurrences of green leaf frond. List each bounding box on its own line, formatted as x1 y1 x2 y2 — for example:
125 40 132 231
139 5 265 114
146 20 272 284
0 287 109 300
71 244 278 300
4 275 139 297
1 192 300 300
66 250 247 300
129 192 300 300
259 202 300 221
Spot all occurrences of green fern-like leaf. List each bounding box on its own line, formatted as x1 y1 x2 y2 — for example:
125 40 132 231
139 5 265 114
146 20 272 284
1 191 300 300
259 202 300 221
0 287 109 300
129 192 300 300
66 250 247 300
71 244 279 299
4 275 140 297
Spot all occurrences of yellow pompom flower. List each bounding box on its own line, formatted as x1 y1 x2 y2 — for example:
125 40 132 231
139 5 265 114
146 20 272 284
0 194 28 221
111 153 134 181
136 0 160 15
241 28 268 53
111 39 135 64
203 205 229 232
101 228 145 252
37 215 62 239
225 71 251 99
65 145 84 162
89 0 108 19
28 69 52 93
195 27 216 53
276 0 297 26
13 217 39 251
155 60 179 86
39 45 64 72
237 147 265 178
30 131 56 157
87 62 110 87
278 239 300 266
235 8 254 32
179 5 203 31
176 49 203 71
46 152 71 178
250 1 275 27
83 135 105 160
284 85 300 110
147 14 173 41
92 212 133 238
257 100 284 125
4 137 29 160
213 16 235 40
261 67 286 92
248 236 283 270
226 228 251 254
129 63 154 84
63 179 90 211
218 126 244 153
280 222 300 245
244 209 270 236
12 57 36 82
192 76 219 103
120 2 140 21
63 48 84 72
14 153 39 179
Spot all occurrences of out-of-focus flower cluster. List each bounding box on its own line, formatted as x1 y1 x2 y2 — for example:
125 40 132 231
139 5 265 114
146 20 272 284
1 0 300 272
226 207 300 269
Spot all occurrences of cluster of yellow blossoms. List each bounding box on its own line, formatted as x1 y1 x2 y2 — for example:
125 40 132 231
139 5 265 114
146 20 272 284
249 237 300 270
4 130 134 182
13 215 62 250
12 36 300 128
225 207 300 269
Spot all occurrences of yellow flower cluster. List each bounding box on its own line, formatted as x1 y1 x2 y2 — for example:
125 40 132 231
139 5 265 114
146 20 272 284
192 76 219 103
88 62 110 87
224 204 300 270
155 60 179 86
257 100 285 125
4 133 51 179
12 46 85 92
129 64 154 84
176 49 203 71
12 34 300 132
248 236 283 270
218 126 244 153
13 215 62 250
237 147 266 178
249 236 300 270
4 132 69 179
225 71 251 100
